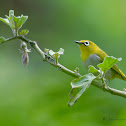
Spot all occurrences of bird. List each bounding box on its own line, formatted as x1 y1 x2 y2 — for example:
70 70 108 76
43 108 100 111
74 40 126 81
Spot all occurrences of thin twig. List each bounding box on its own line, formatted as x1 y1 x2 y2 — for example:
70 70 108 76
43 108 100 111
1 36 126 98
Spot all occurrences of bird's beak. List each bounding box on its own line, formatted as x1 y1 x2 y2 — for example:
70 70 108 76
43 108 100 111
73 40 82 44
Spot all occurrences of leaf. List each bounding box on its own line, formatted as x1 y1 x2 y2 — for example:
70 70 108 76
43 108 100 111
68 86 84 107
0 17 9 25
74 67 79 73
88 65 99 73
0 10 28 32
0 11 14 29
49 50 55 56
54 53 60 58
13 14 28 31
13 16 20 24
20 29 29 36
21 15 28 24
12 15 28 30
49 50 60 58
0 36 6 43
49 48 64 64
44 48 49 54
9 10 14 17
68 73 96 106
97 56 122 73
57 48 64 55
71 73 96 88
9 10 15 28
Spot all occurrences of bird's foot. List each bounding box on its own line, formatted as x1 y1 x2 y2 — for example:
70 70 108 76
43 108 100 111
106 79 110 86
101 80 110 91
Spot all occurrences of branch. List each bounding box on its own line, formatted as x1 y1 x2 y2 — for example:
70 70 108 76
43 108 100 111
1 36 126 98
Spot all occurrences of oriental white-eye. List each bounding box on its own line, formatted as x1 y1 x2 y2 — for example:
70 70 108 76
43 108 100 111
74 40 126 81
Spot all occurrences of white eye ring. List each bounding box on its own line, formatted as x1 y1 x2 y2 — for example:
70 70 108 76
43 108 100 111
84 41 89 46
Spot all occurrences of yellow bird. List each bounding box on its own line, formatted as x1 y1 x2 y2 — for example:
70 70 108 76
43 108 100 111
74 40 126 81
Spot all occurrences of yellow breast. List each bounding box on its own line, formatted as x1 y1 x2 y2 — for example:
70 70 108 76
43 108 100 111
79 41 103 62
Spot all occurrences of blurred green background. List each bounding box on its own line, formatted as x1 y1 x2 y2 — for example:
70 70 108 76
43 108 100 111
0 0 126 126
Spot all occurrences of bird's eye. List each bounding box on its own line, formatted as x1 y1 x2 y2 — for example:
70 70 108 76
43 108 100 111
84 41 89 46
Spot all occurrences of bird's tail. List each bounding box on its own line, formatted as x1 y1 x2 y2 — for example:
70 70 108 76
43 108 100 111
123 75 126 81
118 73 126 81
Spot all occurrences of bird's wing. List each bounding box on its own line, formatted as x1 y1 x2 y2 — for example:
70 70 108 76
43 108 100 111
112 64 126 78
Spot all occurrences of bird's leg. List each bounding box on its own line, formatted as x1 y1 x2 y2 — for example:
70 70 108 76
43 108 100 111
101 78 106 87
106 79 110 86
98 72 106 87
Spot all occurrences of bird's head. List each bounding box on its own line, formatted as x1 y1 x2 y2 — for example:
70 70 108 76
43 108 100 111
74 40 101 61
74 40 100 53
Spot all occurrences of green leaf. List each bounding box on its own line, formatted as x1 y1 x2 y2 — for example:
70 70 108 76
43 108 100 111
13 16 20 23
57 48 64 55
74 67 79 73
68 73 96 106
21 15 28 24
0 36 6 43
68 86 84 106
13 15 27 30
9 10 14 28
97 56 122 73
49 50 55 56
49 48 64 64
71 73 96 88
0 10 28 32
88 65 99 73
0 17 9 25
20 29 29 36
0 11 14 29
49 50 60 58
49 48 64 57
44 48 49 54
13 15 28 30
9 10 14 17
53 53 60 58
